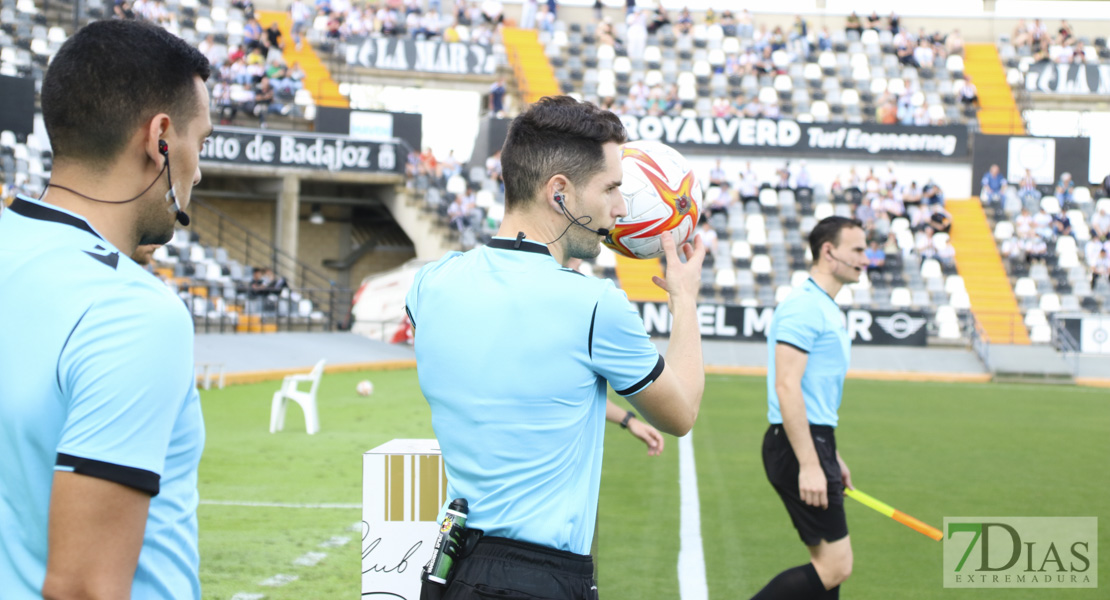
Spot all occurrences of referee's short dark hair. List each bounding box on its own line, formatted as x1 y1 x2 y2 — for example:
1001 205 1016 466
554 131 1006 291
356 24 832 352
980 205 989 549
42 19 211 168
500 96 627 211
808 216 864 263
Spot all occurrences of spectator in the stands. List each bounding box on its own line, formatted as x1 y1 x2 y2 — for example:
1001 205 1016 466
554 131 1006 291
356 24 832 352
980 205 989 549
922 180 945 208
212 80 238 124
1092 250 1110 287
865 239 886 275
1018 168 1042 209
928 206 952 235
419 147 439 178
290 0 314 50
489 77 506 117
960 75 980 109
706 183 733 218
1056 19 1075 46
816 26 832 52
888 11 901 34
945 29 964 57
1033 206 1054 239
913 38 935 68
917 228 938 260
647 6 670 34
737 8 753 38
773 167 791 191
264 21 284 57
244 17 264 51
1091 207 1110 241
866 10 882 30
789 15 809 58
676 7 693 35
902 180 922 208
252 77 291 126
719 10 736 36
1015 207 1034 237
447 190 470 231
936 236 956 268
440 150 461 180
485 149 502 186
1052 211 1073 239
855 201 875 229
698 220 719 260
794 161 811 190
1055 172 1075 206
845 11 862 36
520 0 537 29
1085 237 1106 266
1101 172 1110 199
738 164 759 203
980 164 1008 204
1024 234 1048 263
708 159 726 188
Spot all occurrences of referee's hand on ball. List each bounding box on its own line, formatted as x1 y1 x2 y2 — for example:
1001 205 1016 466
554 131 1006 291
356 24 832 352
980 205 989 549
651 232 706 307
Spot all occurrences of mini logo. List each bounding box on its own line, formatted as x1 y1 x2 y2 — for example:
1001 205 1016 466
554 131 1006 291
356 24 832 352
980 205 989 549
83 244 119 270
875 313 927 339
943 517 1097 588
1093 327 1108 344
675 195 691 215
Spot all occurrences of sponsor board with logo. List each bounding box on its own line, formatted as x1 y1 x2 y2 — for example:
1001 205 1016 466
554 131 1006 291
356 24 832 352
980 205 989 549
1023 62 1110 95
346 37 498 75
200 126 403 173
1057 315 1110 355
944 517 1097 588
617 116 968 158
631 303 929 346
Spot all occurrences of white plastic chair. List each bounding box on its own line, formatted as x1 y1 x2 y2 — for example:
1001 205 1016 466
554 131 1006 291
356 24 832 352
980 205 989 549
270 359 326 434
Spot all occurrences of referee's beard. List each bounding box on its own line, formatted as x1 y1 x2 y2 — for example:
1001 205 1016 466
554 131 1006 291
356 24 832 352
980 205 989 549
563 226 604 261
136 189 178 247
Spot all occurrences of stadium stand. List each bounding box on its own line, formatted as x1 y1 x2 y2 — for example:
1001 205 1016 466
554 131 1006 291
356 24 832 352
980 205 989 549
538 12 978 126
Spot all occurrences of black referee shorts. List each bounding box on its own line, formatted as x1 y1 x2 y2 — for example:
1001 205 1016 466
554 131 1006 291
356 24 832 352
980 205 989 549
762 423 849 546
440 536 598 600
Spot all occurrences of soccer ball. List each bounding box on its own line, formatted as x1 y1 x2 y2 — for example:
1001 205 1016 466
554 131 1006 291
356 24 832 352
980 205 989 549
603 141 703 259
356 380 374 396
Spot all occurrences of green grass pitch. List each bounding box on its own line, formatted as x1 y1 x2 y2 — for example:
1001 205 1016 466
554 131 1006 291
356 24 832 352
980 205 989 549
197 370 1109 599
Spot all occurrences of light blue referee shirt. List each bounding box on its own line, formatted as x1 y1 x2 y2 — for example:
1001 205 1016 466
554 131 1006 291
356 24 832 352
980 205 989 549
766 278 851 427
0 197 204 599
406 236 663 555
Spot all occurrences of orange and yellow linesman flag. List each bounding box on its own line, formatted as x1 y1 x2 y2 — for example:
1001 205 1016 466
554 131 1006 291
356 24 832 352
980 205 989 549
844 488 942 541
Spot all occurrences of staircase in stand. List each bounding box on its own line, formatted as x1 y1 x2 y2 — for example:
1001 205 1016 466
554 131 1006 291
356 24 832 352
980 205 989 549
257 11 347 108
945 198 1030 344
963 44 1025 135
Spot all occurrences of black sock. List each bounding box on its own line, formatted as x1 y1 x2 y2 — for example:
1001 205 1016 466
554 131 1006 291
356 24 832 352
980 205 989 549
823 585 840 599
750 563 826 600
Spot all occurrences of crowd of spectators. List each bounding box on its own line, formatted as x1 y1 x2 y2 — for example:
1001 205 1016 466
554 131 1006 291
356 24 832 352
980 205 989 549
1010 18 1098 64
700 160 956 272
306 0 505 46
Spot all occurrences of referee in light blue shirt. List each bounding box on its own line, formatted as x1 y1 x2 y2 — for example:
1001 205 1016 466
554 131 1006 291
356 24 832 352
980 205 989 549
752 217 869 600
0 20 211 599
406 97 707 600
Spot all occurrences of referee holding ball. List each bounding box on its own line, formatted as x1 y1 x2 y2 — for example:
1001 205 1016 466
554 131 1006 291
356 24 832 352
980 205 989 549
752 216 869 600
406 96 706 600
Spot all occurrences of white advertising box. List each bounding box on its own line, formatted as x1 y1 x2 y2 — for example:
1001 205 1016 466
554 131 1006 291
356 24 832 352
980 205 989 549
362 439 446 599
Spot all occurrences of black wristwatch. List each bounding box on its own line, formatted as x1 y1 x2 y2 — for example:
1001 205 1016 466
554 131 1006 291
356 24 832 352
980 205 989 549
620 410 636 429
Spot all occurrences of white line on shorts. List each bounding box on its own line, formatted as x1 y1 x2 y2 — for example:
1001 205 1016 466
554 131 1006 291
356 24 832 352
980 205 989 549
678 431 709 600
200 500 360 509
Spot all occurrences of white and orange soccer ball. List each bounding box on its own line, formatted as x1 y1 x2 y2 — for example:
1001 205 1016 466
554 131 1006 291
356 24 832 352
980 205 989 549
356 380 374 396
603 141 703 260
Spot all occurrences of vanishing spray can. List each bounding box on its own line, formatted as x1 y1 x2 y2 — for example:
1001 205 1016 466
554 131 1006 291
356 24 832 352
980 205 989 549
421 498 469 585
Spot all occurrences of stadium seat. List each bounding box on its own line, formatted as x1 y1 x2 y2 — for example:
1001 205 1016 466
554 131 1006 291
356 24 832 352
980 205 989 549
1029 324 1052 343
1073 186 1092 205
944 275 966 295
1024 308 1048 328
888 287 911 308
994 221 1014 240
1040 196 1061 214
937 320 962 340
1039 293 1061 312
269 358 326 435
920 259 942 280
1014 277 1038 298
949 290 971 310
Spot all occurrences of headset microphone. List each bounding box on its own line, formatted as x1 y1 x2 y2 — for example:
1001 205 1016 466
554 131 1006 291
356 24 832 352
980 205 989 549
829 252 861 271
159 140 190 226
554 191 610 238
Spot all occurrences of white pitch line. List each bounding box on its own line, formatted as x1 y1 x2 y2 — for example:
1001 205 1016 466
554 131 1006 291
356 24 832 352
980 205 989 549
678 431 709 600
293 551 328 567
200 500 360 509
230 594 265 600
259 574 298 587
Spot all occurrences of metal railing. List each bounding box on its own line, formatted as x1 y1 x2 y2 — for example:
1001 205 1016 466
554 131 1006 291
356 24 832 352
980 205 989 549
187 198 340 292
969 314 992 372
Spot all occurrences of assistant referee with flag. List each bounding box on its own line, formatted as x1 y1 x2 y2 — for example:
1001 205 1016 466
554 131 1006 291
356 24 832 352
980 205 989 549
406 96 706 599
